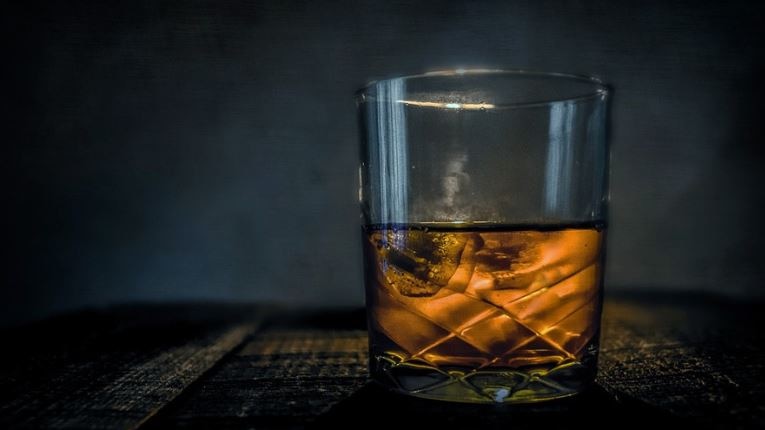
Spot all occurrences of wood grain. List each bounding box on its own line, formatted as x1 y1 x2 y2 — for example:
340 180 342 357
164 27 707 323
0 305 263 429
598 296 765 428
148 296 765 429
0 296 762 429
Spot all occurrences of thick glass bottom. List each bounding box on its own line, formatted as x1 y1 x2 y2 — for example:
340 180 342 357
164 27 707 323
370 352 597 404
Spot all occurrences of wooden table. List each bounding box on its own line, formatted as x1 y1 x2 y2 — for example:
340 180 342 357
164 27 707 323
1 293 762 429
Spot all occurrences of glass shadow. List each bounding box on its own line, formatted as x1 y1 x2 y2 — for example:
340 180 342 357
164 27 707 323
315 382 692 428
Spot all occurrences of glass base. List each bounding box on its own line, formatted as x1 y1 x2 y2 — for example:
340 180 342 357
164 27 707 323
371 353 596 404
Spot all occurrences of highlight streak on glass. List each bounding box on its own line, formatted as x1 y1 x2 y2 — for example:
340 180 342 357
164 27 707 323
544 101 575 216
375 78 408 223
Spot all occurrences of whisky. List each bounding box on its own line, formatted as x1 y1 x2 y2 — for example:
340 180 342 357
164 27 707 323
362 222 605 403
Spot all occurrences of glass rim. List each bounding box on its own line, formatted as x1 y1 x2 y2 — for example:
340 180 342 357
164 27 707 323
356 68 611 109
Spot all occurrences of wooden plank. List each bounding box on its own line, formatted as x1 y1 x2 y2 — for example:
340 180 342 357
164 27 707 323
0 304 262 429
143 329 369 429
147 296 764 429
147 328 678 429
2 296 763 428
597 295 765 429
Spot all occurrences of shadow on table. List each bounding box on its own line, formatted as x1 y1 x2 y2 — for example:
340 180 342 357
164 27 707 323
315 382 690 428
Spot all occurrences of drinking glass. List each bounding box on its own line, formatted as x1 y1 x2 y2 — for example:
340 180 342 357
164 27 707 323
356 69 610 403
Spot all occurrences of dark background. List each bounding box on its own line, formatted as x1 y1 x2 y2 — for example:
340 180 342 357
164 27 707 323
6 0 764 325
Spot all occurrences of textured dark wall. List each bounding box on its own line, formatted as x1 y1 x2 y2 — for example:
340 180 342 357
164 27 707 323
6 0 765 324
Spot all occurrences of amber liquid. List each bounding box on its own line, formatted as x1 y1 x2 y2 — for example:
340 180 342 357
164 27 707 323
363 222 605 403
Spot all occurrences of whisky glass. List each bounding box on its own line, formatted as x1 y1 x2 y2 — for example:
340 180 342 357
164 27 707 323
356 69 610 403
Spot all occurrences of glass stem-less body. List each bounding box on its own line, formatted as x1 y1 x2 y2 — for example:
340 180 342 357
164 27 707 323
357 70 610 403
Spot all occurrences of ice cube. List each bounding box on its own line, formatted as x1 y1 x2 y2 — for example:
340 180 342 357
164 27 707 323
467 229 601 306
541 298 600 357
392 288 542 360
372 286 452 356
459 311 537 356
369 230 470 297
502 263 600 333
